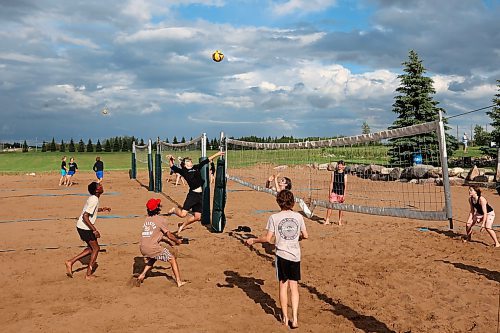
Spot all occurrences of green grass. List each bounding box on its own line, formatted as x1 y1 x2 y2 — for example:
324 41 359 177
0 152 138 173
0 146 490 173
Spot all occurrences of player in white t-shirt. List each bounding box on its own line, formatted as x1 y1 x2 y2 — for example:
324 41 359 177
246 190 308 329
65 182 111 280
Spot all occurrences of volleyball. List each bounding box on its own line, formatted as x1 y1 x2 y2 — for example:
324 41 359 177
212 50 224 62
101 106 109 115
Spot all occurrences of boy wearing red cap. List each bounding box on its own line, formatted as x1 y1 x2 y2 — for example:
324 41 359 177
136 198 187 287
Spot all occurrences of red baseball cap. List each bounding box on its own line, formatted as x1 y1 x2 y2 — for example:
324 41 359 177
146 198 161 211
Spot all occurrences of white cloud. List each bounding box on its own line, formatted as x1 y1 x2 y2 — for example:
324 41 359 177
271 0 338 16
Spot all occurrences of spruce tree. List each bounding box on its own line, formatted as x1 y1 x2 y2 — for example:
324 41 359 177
487 80 500 145
41 141 47 152
68 139 75 152
95 140 103 152
389 50 457 166
181 137 186 143
87 139 94 152
22 140 28 152
139 138 145 146
113 137 120 152
60 140 65 152
362 122 370 134
49 137 57 152
78 139 85 152
104 139 112 152
172 136 178 144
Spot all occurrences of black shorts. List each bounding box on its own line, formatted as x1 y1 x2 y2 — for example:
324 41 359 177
182 191 203 213
276 256 301 282
77 227 97 244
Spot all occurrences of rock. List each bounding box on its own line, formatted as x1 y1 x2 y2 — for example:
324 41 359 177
389 167 403 180
380 167 392 175
428 167 442 178
466 166 480 181
318 163 329 170
368 164 384 174
449 167 465 177
473 175 490 182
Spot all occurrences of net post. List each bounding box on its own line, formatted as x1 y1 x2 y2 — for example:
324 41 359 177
200 133 211 226
155 137 162 193
131 141 137 179
211 132 227 233
147 139 154 191
437 110 453 229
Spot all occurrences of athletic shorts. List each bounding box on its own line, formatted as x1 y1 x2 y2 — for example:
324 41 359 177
471 211 495 228
275 256 301 282
329 192 345 203
153 247 173 262
61 169 67 176
96 171 104 179
182 191 203 213
77 227 96 244
68 171 75 176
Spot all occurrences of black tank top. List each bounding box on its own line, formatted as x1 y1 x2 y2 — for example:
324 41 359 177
332 171 345 195
471 195 493 215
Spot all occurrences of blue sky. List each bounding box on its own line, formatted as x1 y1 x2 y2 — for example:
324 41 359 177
1 0 499 144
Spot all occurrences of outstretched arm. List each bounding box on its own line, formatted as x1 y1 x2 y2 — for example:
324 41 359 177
245 230 273 246
208 151 224 162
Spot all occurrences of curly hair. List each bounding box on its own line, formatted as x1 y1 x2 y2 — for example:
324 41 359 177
276 189 295 210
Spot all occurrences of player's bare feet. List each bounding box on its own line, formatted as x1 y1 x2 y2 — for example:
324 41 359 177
324 219 330 225
177 281 188 287
177 222 184 234
84 275 96 281
65 261 73 278
494 243 500 248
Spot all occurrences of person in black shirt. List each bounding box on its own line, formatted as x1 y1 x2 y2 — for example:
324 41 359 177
93 156 104 183
325 160 347 225
59 156 68 186
66 157 78 187
167 151 224 233
464 185 499 247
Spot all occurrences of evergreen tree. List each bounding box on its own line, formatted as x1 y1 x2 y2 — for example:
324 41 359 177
95 140 103 152
113 137 120 152
173 136 178 144
181 137 186 143
362 121 371 134
77 139 85 152
165 138 169 143
41 141 47 152
68 138 75 152
49 137 57 152
139 138 145 146
388 50 457 166
104 139 112 152
60 140 65 152
121 137 129 152
22 140 28 152
487 80 500 145
87 139 94 152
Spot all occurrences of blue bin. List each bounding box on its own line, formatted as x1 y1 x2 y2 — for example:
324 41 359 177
413 153 423 165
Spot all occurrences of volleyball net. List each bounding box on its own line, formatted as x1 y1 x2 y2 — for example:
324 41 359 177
131 139 154 191
224 117 453 225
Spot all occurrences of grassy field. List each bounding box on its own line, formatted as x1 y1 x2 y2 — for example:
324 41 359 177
0 152 137 173
0 146 488 173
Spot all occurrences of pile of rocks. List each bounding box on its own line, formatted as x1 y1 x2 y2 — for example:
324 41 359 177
315 162 496 186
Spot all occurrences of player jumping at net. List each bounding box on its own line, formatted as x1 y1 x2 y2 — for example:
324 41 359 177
266 173 314 218
167 151 224 234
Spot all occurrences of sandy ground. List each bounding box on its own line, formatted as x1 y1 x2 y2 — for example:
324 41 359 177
0 170 499 333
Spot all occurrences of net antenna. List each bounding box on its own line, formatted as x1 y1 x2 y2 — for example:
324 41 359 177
131 139 154 191
226 113 452 227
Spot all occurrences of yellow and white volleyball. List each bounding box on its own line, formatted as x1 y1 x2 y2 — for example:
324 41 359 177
212 50 224 62
101 106 109 115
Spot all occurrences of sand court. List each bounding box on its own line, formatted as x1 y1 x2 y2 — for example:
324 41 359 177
0 171 499 332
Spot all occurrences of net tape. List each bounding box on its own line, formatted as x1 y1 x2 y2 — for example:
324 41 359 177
227 120 439 149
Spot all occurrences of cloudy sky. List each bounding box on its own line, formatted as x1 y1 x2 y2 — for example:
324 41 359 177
1 0 499 144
